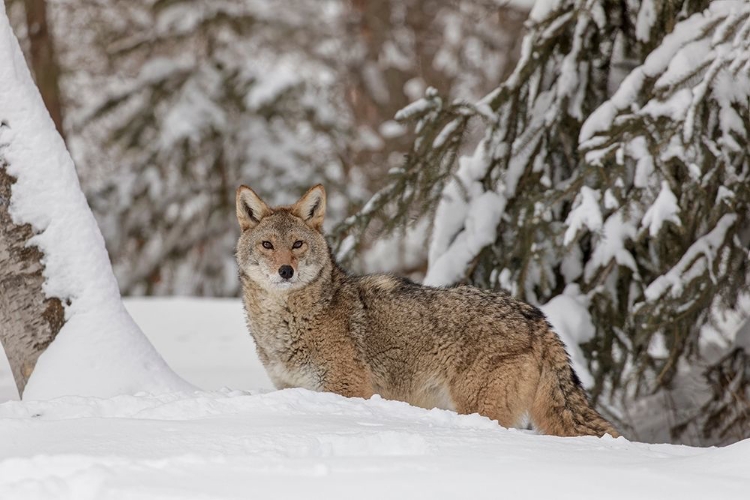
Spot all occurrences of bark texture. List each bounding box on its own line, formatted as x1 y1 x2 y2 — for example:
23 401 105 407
22 0 64 139
0 160 65 396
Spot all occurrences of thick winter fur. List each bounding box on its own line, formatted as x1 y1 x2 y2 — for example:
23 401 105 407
235 184 619 438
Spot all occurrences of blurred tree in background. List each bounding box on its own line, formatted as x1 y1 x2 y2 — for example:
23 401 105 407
6 0 65 137
7 0 528 295
336 0 750 445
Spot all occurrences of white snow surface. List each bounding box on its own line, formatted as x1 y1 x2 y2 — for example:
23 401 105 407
1 298 750 498
2 389 747 500
0 4 190 399
122 298 273 392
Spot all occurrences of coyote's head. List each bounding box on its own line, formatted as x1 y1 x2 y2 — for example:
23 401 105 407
235 184 330 292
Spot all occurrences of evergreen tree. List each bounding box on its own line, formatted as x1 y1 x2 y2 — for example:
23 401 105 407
335 0 750 444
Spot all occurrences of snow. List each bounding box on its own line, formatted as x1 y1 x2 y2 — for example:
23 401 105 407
581 1 750 146
0 4 190 399
713 66 750 152
736 318 750 353
1 388 747 500
700 294 750 350
2 297 750 499
716 186 735 204
635 0 656 42
540 286 595 388
529 0 560 22
2 0 750 494
424 138 506 286
604 189 619 210
631 137 655 188
121 298 273 392
563 186 603 246
644 214 738 302
424 189 504 286
0 354 15 402
379 120 407 139
641 181 681 237
432 119 461 148
160 64 227 148
394 97 435 121
425 190 505 286
504 0 538 12
584 211 638 281
361 219 429 276
336 233 357 262
245 63 302 110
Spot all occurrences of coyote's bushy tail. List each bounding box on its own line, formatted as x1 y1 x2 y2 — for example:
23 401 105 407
530 328 620 438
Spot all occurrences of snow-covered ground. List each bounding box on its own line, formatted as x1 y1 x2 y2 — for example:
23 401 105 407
1 298 749 499
121 298 273 392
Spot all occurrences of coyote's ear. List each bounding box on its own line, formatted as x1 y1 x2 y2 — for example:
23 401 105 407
292 184 326 231
236 185 272 231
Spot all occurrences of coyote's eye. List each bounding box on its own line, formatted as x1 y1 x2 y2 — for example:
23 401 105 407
292 240 303 249
261 241 273 250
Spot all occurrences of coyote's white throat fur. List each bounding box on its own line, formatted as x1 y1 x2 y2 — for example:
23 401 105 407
235 183 619 438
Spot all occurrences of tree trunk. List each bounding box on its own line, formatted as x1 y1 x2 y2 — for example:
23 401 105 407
22 0 64 139
0 1 191 399
0 160 65 396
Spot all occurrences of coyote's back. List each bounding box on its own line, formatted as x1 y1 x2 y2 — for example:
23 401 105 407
354 277 618 437
235 184 619 438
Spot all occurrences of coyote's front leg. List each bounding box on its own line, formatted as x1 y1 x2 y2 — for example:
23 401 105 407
319 362 374 400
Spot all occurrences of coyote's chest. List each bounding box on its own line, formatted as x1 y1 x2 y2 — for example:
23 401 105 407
246 298 321 391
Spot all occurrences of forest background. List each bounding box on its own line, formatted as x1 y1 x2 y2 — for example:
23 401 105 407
4 0 749 447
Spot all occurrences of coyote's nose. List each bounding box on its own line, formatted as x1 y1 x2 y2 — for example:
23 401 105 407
278 265 294 280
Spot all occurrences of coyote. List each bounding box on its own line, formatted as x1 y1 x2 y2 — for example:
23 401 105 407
235 184 619 438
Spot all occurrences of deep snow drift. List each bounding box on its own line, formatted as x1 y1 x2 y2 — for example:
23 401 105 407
1 298 749 499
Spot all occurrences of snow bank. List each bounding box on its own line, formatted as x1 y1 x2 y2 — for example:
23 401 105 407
0 4 191 399
2 298 749 499
1 389 748 500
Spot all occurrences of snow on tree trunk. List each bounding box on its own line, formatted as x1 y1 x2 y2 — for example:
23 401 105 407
0 163 65 396
0 3 192 399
